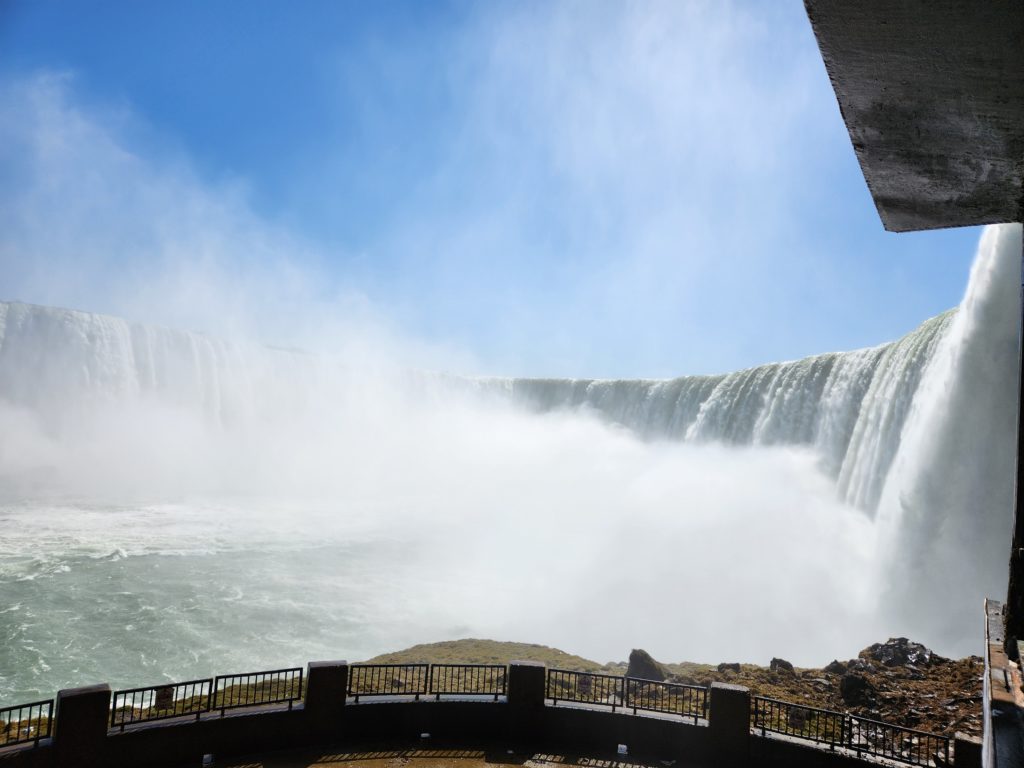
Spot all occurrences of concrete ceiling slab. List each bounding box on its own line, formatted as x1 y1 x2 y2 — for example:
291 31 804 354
804 1 1024 232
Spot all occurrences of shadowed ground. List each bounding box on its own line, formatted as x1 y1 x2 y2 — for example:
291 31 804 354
195 747 663 768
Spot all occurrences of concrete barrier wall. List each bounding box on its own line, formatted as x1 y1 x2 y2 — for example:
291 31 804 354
0 661 972 768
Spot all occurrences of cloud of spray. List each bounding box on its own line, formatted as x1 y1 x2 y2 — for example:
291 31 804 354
0 63 1014 694
0 66 887 669
0 73 471 373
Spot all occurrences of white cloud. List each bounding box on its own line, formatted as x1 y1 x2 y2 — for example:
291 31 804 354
0 72 474 372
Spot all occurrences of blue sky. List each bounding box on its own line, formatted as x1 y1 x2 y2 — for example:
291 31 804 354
0 0 982 378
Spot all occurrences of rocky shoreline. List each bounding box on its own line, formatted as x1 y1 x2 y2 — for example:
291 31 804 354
368 637 983 739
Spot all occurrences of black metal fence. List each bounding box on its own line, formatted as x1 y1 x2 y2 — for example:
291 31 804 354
546 669 706 723
752 696 951 767
213 667 303 714
849 715 952 767
428 664 506 700
626 678 707 723
0 699 53 747
347 663 430 702
547 669 626 710
1 662 956 768
110 678 212 731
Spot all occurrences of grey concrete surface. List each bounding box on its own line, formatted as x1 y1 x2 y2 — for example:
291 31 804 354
804 1 1024 232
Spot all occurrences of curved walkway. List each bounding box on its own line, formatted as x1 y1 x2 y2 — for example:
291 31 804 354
206 746 664 768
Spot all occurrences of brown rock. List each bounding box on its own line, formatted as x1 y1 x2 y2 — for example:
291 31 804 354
824 659 847 675
840 672 875 705
770 657 795 674
626 648 669 681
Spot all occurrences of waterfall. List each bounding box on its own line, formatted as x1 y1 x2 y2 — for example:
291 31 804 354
0 222 1014 522
477 309 953 514
875 224 1021 639
0 225 1020 667
0 222 1018 552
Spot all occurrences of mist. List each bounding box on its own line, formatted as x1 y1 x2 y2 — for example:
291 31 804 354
0 66 1017 701
3 215 1018 701
1 344 885 699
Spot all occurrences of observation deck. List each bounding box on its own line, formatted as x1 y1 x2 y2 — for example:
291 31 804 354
0 660 979 768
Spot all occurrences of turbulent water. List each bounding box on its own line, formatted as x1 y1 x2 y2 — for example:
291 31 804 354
0 224 1019 702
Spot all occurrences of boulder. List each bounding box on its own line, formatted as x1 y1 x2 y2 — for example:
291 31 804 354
717 662 741 673
839 672 875 705
627 649 670 681
824 660 847 675
770 657 795 674
859 638 945 667
846 658 874 673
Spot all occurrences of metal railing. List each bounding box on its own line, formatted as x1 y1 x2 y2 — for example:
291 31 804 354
849 715 951 767
752 697 951 767
547 669 707 723
752 697 847 746
110 678 212 731
212 667 303 714
0 661 956 768
625 678 707 723
0 699 53 747
428 664 506 700
348 664 430 702
547 669 626 711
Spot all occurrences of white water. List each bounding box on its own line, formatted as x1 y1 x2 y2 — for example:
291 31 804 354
0 224 1019 701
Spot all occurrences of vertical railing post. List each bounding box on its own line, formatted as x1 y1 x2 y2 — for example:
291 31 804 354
955 731 982 768
305 660 348 739
508 661 546 747
53 684 111 768
709 683 750 768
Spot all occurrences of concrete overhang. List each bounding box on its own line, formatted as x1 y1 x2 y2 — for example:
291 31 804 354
804 1 1024 233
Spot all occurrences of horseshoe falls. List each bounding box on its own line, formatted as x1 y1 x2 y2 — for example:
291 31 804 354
0 224 1019 701
484 308 953 516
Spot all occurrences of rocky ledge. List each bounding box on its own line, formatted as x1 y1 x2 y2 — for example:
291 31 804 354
369 637 983 739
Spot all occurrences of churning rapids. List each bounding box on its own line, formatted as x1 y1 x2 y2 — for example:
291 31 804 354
0 225 1019 701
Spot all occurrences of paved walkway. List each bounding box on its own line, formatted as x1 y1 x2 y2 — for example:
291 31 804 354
206 746 670 768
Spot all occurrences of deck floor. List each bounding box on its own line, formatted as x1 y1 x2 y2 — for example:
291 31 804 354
201 746 669 768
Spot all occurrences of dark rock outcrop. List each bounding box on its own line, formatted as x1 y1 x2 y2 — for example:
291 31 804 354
859 637 945 667
717 662 741 673
824 659 847 675
846 658 874 673
627 648 669 681
770 657 795 674
840 672 875 705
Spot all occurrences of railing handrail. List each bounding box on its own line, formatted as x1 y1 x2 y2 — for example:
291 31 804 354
212 667 304 713
0 699 53 748
0 698 55 712
623 675 707 724
427 663 506 700
753 694 848 720
110 678 213 730
347 662 430 700
547 667 625 683
215 666 304 681
752 694 950 767
626 675 706 690
4 662 956 768
429 663 506 669
848 712 954 742
111 677 215 699
350 662 430 669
